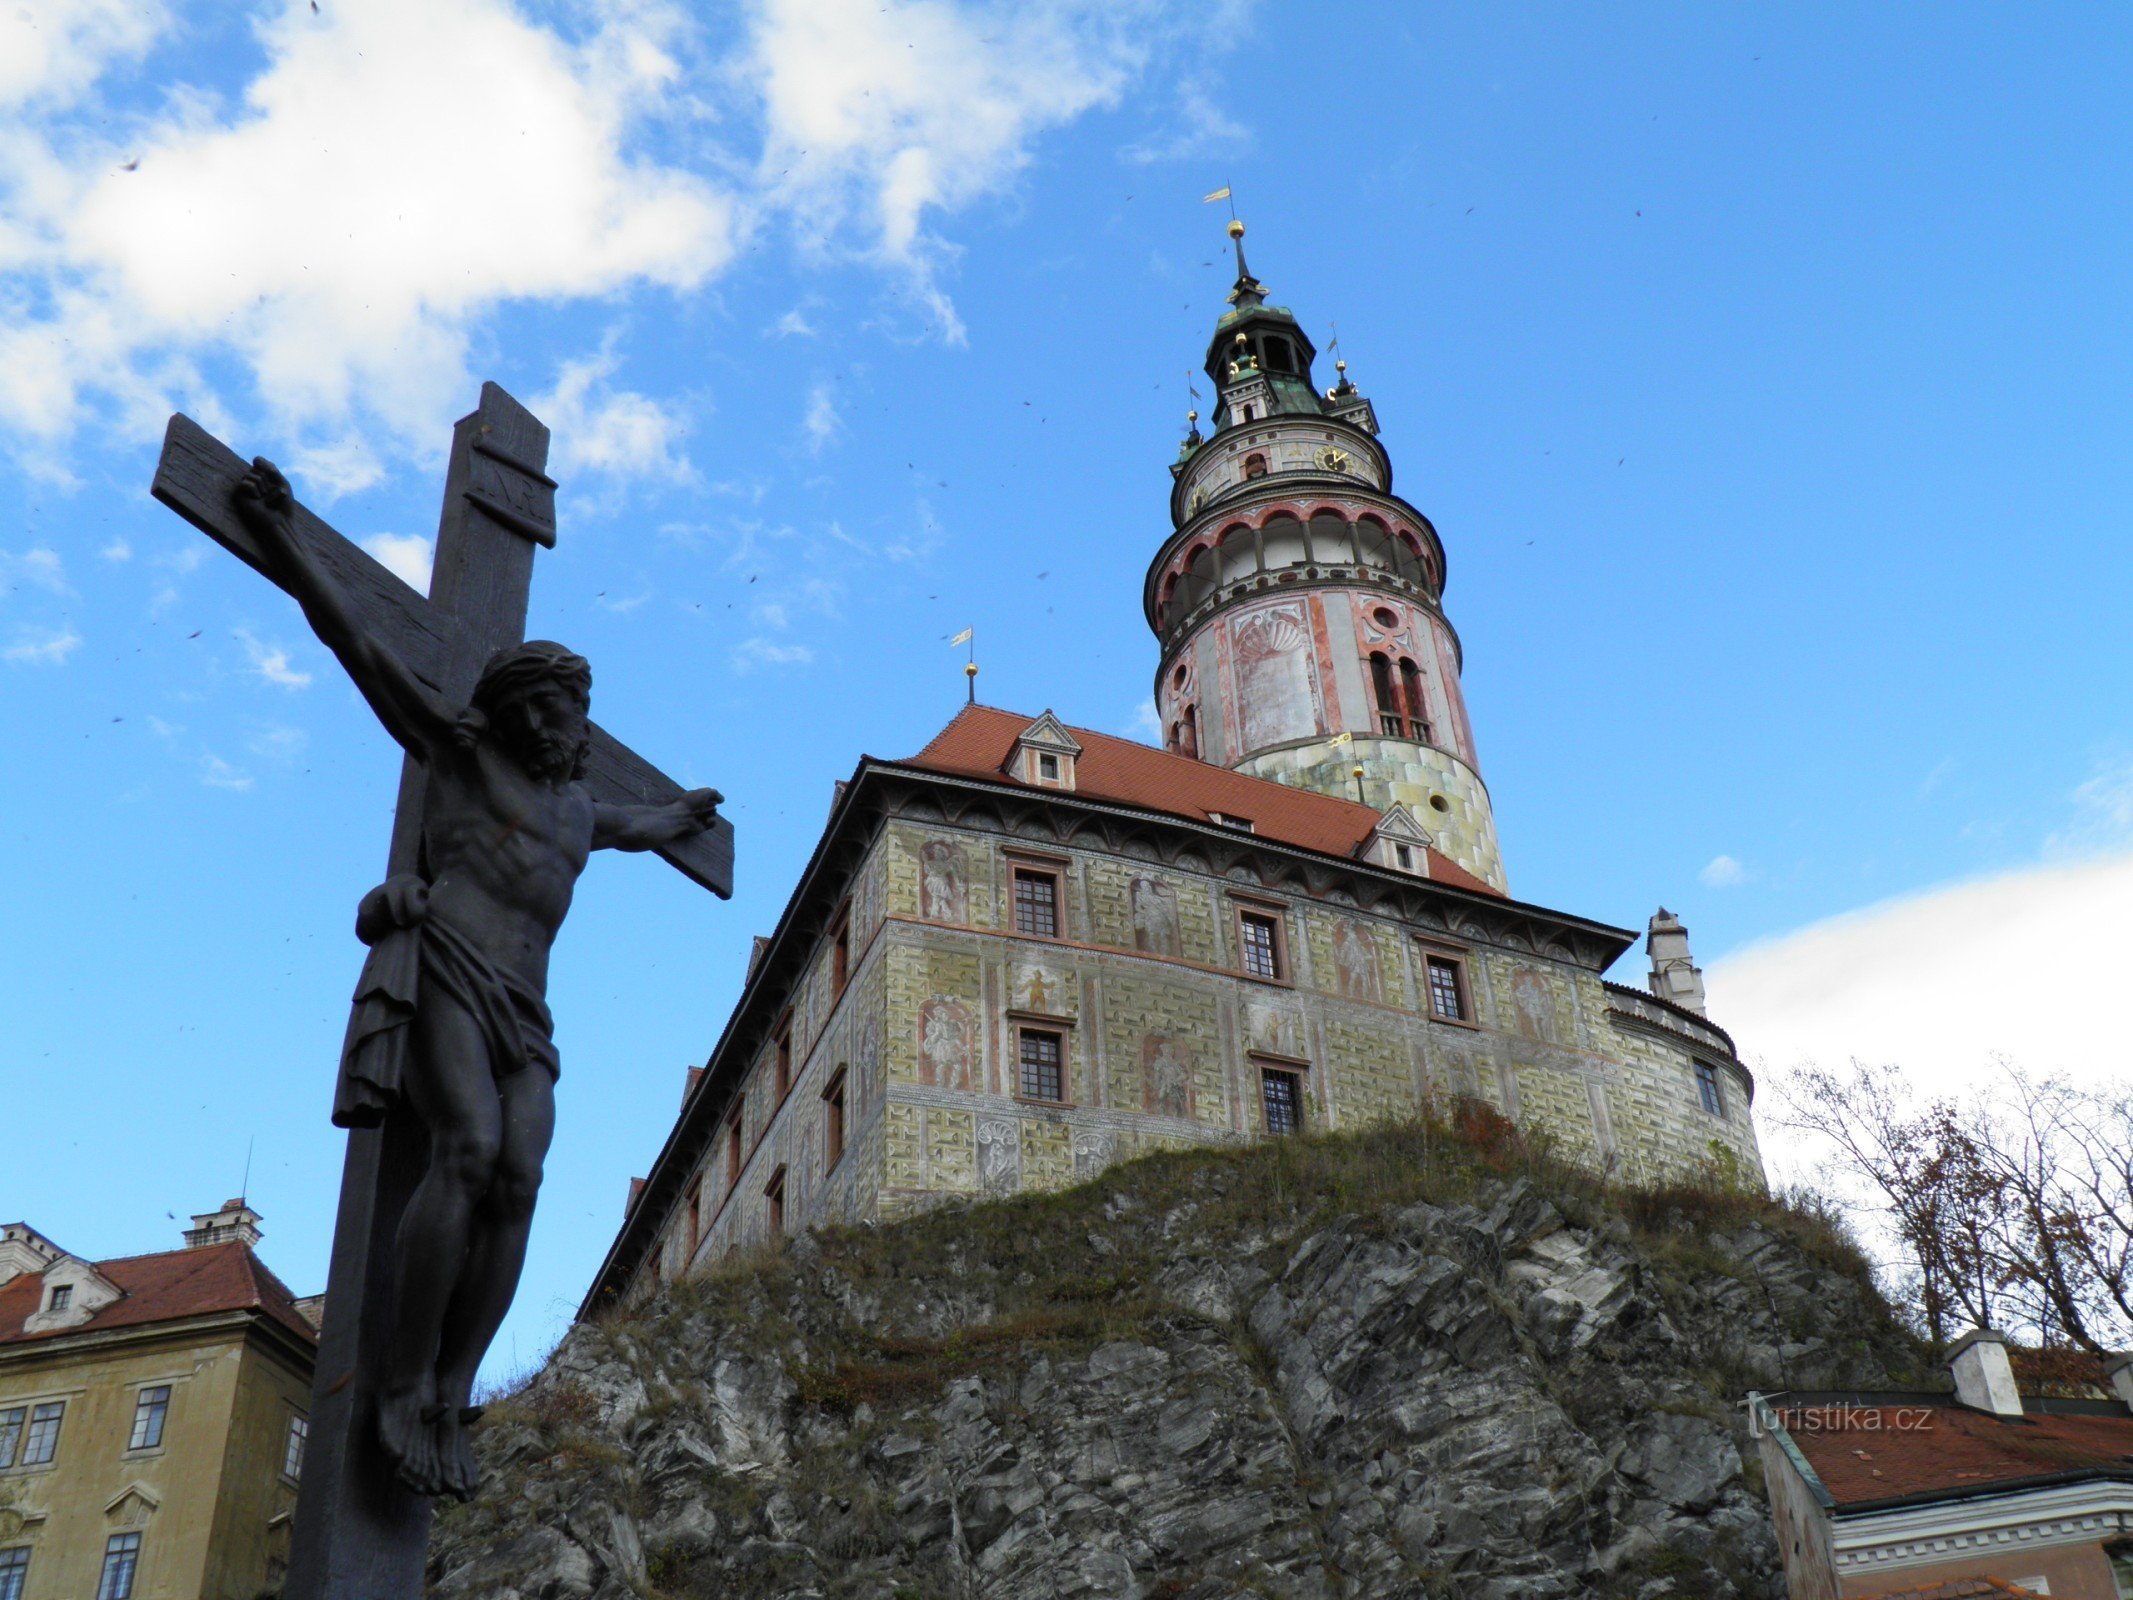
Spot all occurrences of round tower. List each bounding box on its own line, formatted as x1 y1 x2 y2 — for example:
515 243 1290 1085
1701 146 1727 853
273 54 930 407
1144 222 1507 892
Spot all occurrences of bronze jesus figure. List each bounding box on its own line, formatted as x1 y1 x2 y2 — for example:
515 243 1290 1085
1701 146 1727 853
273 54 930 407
234 458 722 1499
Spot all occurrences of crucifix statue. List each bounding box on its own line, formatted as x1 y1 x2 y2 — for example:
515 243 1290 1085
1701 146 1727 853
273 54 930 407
151 384 734 1597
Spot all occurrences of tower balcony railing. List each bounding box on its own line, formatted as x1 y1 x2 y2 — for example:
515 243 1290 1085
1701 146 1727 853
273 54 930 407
1154 563 1440 646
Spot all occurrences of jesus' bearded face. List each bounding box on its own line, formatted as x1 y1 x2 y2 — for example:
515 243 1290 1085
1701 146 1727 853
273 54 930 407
496 681 591 781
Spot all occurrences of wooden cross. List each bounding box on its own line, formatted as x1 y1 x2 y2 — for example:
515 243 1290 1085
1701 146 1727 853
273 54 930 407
152 383 733 1596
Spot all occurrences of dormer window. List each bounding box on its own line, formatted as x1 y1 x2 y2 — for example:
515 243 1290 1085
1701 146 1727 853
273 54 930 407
1394 843 1413 871
47 1284 71 1312
1012 712 1082 790
1209 812 1254 833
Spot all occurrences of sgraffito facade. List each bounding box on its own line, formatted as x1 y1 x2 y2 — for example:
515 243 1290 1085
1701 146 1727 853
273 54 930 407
584 227 1766 1315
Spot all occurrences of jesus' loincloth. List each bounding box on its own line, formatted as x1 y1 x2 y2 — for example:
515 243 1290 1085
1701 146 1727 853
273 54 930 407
334 874 560 1128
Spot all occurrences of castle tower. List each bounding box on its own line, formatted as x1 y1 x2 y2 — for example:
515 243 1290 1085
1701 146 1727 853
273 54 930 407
1144 221 1507 891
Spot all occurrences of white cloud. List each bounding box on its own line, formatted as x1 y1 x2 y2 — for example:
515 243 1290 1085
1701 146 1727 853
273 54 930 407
0 0 736 454
535 345 694 482
200 753 254 791
2 547 71 594
1128 698 1161 741
733 636 814 671
766 303 820 338
1709 851 2133 1179
0 0 167 109
248 724 309 762
100 539 131 562
360 533 435 593
2049 753 2133 857
0 0 1203 471
1698 853 1746 889
5 625 82 664
1119 72 1249 166
236 629 312 689
743 0 1162 338
289 435 387 500
803 381 841 452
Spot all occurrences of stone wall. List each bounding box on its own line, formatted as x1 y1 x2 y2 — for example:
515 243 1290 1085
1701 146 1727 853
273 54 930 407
642 814 1763 1283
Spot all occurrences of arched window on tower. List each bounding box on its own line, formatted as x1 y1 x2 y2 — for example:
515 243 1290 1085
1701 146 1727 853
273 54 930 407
1400 658 1432 743
1308 512 1352 566
1218 524 1258 586
1393 532 1426 588
1260 514 1307 571
1355 518 1397 571
1369 652 1401 737
1181 704 1200 759
1263 337 1296 374
1243 453 1268 480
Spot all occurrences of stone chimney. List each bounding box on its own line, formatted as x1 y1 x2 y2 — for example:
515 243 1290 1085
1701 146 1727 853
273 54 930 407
182 1199 263 1251
0 1222 62 1287
1646 908 1707 1017
1948 1328 2022 1416
2106 1353 2133 1414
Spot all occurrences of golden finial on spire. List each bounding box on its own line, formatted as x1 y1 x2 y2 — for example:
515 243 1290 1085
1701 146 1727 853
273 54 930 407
1226 218 1245 240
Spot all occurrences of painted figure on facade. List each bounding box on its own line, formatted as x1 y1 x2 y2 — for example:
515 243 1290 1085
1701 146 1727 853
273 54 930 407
918 996 974 1091
919 839 968 922
1144 1036 1194 1119
1332 921 1380 1002
1131 875 1182 957
233 459 723 1500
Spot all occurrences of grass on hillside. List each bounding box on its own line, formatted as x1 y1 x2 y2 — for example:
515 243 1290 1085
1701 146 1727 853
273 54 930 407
547 1098 1900 1421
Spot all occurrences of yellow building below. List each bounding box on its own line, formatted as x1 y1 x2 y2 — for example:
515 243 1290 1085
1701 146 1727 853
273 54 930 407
0 1202 317 1600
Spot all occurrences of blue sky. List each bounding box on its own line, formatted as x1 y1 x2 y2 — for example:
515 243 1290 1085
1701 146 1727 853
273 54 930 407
7 2 2132 1380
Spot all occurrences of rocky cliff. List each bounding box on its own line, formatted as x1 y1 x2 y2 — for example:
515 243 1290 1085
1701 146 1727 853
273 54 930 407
429 1111 1925 1599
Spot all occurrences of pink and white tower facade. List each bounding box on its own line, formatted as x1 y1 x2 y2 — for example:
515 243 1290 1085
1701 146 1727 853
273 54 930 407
1147 222 1508 892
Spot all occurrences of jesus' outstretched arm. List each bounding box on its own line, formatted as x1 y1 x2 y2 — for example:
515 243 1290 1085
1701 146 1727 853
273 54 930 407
591 788 725 851
232 456 456 760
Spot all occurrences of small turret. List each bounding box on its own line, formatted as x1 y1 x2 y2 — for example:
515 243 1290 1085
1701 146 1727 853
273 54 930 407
1645 908 1707 1016
183 1198 264 1251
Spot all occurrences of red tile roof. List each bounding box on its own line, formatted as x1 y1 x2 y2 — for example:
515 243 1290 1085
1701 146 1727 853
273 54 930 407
1859 1580 2042 1599
0 1241 317 1350
900 705 1502 897
1781 1400 2133 1508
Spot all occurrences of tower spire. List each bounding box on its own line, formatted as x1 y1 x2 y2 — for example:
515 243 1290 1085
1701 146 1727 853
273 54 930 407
1226 218 1266 308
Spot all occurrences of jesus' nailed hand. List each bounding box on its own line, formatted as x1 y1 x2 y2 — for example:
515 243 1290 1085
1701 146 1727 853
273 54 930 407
233 458 723 1501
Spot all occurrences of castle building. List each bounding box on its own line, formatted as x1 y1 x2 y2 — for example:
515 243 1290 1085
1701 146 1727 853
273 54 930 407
0 1204 318 1600
1754 1334 2133 1598
584 228 1764 1313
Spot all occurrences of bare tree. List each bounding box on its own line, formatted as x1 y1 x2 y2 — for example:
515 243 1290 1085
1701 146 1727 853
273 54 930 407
1779 1060 2133 1354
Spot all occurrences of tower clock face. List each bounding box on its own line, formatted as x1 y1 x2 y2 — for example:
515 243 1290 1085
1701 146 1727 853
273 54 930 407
1317 446 1352 473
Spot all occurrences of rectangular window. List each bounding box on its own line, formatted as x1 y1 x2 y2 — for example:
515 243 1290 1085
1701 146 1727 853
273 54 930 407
726 1114 744 1194
0 1547 26 1600
1238 910 1282 980
1424 954 1468 1023
1694 1061 1724 1117
98 1533 140 1600
1017 1029 1065 1103
1037 752 1060 781
127 1387 170 1452
1261 1067 1303 1136
21 1402 62 1466
1210 812 1255 832
824 1069 847 1168
832 910 851 995
0 1407 23 1470
774 1021 792 1102
765 1168 786 1237
283 1414 308 1482
1012 867 1060 938
47 1284 71 1312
